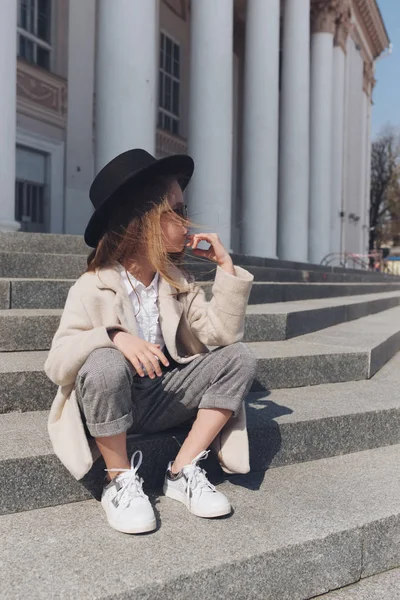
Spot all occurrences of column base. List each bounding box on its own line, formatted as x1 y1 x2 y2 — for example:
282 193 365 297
0 220 21 233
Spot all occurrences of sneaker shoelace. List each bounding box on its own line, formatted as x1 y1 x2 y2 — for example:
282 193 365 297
105 450 147 509
183 450 216 507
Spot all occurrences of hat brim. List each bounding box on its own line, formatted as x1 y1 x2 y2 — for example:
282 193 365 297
84 154 194 248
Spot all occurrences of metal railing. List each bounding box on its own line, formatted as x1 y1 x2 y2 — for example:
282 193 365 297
320 251 384 271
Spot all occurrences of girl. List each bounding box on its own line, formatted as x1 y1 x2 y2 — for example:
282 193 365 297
45 149 256 534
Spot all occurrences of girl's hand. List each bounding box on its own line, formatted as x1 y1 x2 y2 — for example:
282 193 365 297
186 233 235 274
109 331 169 379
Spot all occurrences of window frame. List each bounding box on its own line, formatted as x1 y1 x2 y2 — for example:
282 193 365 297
15 143 49 231
17 0 52 71
15 179 46 227
158 30 181 136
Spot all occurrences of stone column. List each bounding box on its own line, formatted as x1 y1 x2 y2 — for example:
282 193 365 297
65 0 96 234
341 32 352 257
188 0 234 250
358 90 368 256
330 0 351 256
361 62 374 255
363 96 372 255
241 0 280 258
308 0 338 264
342 37 365 256
0 0 20 232
95 0 158 172
278 0 310 262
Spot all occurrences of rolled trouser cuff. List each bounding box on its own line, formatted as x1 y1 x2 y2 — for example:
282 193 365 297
199 394 243 418
86 411 134 438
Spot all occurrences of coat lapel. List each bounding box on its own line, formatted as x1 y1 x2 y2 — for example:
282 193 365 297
95 265 138 335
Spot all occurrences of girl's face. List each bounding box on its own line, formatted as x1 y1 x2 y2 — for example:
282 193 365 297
160 180 188 252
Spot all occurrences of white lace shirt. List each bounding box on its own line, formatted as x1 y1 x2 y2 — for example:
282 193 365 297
119 265 165 349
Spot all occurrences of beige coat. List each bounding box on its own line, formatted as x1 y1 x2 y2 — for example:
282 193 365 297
45 262 254 480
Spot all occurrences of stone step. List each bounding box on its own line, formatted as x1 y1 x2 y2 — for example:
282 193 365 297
0 231 90 255
1 251 398 286
245 281 400 298
0 309 61 351
2 291 400 350
185 259 399 283
0 278 74 309
229 249 395 277
1 444 399 599
229 265 398 283
250 305 400 389
368 347 400 383
0 252 87 279
2 273 400 310
0 232 395 281
2 356 400 514
0 351 53 413
317 568 400 598
2 306 400 412
245 291 400 341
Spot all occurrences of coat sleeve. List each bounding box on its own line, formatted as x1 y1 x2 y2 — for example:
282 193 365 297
185 265 254 346
44 284 128 387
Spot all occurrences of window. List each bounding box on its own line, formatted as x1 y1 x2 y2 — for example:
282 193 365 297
15 146 48 232
158 32 180 135
17 0 52 70
15 181 45 228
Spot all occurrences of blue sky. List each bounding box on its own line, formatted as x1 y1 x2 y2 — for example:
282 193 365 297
372 0 400 138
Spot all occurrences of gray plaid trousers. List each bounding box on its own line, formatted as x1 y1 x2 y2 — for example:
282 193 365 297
75 342 257 438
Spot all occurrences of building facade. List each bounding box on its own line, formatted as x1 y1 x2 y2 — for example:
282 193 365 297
0 0 389 263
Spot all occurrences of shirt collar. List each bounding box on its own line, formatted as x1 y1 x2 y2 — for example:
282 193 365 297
118 263 159 295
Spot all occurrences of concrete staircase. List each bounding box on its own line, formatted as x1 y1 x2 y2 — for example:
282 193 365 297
1 231 400 599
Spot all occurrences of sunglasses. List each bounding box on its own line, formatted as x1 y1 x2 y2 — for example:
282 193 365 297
172 204 188 219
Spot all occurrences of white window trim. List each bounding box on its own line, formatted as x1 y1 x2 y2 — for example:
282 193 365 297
16 128 65 233
17 28 52 51
159 30 181 134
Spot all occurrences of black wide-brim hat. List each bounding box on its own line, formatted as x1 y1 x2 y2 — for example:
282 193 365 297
84 149 194 248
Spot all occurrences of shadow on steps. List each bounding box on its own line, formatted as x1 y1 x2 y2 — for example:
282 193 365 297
79 388 292 502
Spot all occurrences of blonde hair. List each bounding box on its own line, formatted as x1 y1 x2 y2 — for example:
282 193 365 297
86 177 189 292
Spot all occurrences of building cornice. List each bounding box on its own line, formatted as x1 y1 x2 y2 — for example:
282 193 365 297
352 0 390 59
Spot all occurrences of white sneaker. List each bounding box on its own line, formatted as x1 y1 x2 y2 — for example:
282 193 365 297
163 450 231 518
101 450 156 534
